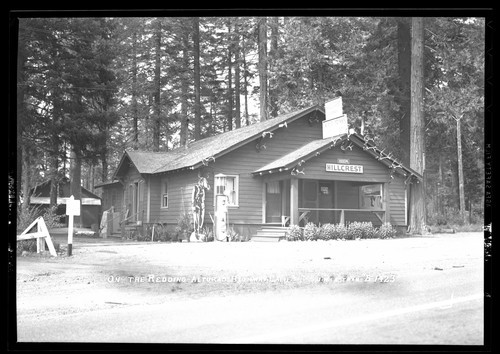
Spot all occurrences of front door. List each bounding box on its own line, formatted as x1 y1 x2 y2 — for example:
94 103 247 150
266 181 282 223
318 181 335 224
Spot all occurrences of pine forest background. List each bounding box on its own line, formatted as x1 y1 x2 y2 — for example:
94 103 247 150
14 16 486 226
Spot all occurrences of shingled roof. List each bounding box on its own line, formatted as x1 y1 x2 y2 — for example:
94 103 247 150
253 136 342 174
114 105 322 177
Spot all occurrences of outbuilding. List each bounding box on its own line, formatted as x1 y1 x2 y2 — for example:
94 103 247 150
104 98 422 239
29 178 102 229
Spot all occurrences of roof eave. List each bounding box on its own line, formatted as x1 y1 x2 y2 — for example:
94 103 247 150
349 134 423 180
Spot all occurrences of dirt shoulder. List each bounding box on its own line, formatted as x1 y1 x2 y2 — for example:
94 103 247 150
16 232 483 306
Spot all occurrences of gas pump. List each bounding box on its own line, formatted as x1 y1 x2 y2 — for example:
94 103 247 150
214 174 229 242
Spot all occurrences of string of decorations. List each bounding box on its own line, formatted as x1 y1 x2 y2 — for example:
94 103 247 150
255 131 275 152
201 156 215 166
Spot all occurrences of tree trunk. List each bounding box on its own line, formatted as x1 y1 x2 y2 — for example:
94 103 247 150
397 17 411 166
456 116 466 221
408 17 426 235
49 154 58 207
234 20 241 129
101 149 108 183
17 31 27 209
152 19 162 152
258 17 268 121
21 144 31 211
227 18 233 131
132 29 139 150
438 154 444 215
269 17 279 118
70 149 82 227
243 43 250 126
180 25 189 148
192 17 202 141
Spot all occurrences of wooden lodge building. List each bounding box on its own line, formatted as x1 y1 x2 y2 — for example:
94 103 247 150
98 98 422 239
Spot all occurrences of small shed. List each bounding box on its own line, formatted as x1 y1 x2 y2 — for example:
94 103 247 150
94 180 123 214
30 179 102 228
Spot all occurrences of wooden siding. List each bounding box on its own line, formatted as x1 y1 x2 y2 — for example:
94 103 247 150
101 184 123 214
298 144 390 183
121 164 146 221
155 170 199 225
388 174 407 226
205 111 324 225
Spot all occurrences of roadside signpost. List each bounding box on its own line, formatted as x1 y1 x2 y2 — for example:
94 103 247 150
66 195 81 256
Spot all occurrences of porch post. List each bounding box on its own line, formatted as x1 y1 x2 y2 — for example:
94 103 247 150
384 182 390 224
290 177 299 225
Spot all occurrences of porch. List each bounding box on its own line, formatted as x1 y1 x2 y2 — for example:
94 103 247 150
263 178 389 227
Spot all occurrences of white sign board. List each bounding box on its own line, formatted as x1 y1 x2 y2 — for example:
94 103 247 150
325 97 343 119
326 163 364 174
65 196 81 216
322 115 348 139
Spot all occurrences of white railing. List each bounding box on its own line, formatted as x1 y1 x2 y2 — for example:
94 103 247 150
298 208 386 225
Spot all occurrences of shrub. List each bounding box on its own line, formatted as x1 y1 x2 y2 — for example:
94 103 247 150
345 222 377 239
303 222 321 241
334 223 348 239
17 239 37 254
378 222 397 239
287 225 303 241
177 211 193 234
17 204 65 255
17 204 64 234
227 226 240 242
17 238 61 255
320 223 337 240
200 226 214 242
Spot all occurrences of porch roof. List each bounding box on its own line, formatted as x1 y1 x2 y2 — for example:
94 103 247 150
253 132 423 180
253 136 340 174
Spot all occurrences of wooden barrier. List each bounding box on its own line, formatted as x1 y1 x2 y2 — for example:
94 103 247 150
17 217 57 257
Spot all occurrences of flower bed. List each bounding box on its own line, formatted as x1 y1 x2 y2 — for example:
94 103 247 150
286 222 397 241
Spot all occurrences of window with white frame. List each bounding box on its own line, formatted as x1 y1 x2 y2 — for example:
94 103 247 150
360 184 383 209
161 177 168 208
214 174 239 206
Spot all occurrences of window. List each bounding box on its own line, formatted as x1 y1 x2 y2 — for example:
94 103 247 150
161 177 168 208
360 184 383 210
214 174 239 206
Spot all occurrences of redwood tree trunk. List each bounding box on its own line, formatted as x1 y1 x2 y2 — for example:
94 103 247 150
234 20 241 129
132 29 139 150
180 25 189 148
408 17 426 235
152 19 162 152
258 17 268 121
397 17 411 167
226 18 233 131
269 17 279 118
193 17 201 140
456 117 466 220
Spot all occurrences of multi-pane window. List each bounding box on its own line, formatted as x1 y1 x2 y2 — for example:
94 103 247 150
161 178 168 208
214 174 239 206
360 184 383 209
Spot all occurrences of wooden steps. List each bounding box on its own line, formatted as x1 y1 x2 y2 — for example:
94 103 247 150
251 226 288 242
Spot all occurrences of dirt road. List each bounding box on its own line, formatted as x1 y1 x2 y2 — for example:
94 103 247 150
15 232 485 345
